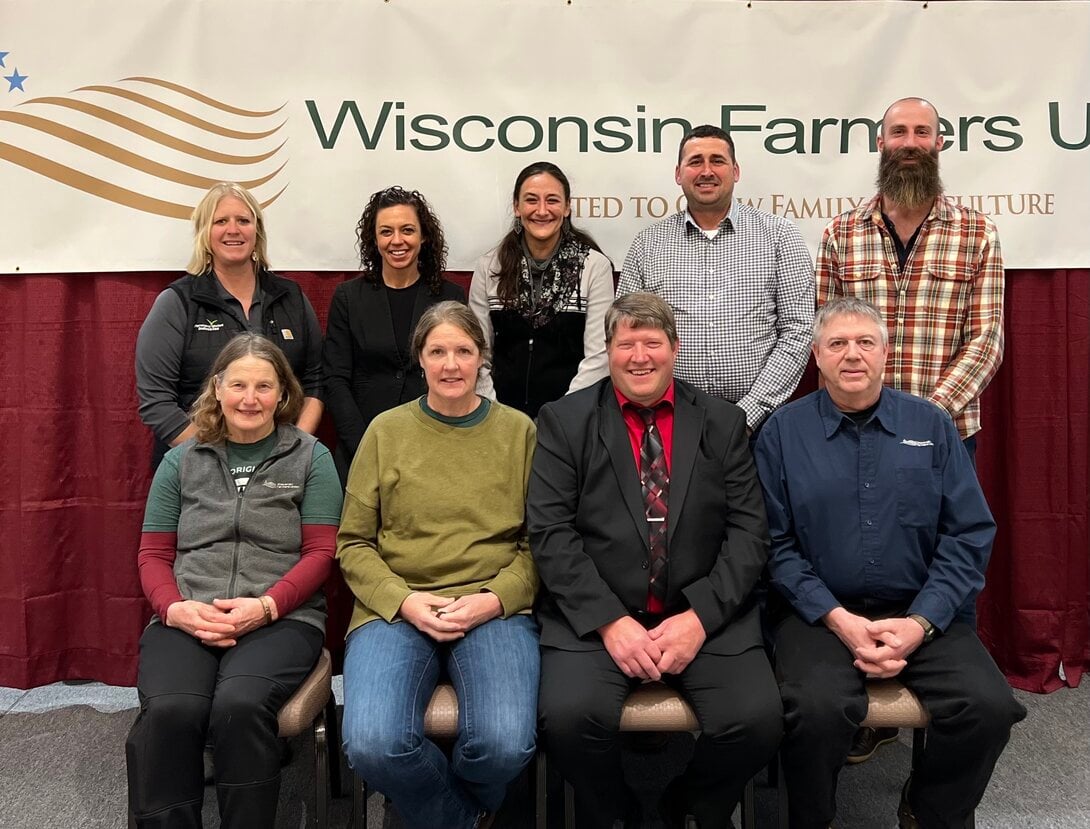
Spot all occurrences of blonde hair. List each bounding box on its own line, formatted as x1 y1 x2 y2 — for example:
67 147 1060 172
186 183 270 275
190 334 303 444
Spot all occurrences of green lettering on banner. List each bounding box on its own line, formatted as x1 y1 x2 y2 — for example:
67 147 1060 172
593 117 632 153
983 116 1023 152
549 116 589 152
653 117 691 154
453 115 495 152
306 100 391 149
498 115 544 153
765 118 805 155
1048 102 1090 150
410 114 451 151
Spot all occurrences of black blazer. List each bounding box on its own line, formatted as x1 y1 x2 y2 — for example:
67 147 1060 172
527 377 769 655
322 275 466 480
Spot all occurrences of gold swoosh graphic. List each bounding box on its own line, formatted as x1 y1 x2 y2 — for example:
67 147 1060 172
1 76 289 219
19 97 284 164
0 110 285 189
75 85 286 139
0 141 287 218
121 77 284 117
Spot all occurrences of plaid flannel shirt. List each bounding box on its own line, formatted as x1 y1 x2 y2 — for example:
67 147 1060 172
816 194 1005 438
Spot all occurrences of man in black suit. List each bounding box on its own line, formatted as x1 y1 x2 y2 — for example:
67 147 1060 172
528 292 782 829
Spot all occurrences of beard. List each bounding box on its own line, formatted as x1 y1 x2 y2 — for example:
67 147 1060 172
877 146 944 209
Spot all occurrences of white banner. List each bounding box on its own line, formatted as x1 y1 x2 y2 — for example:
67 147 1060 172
2 0 1089 273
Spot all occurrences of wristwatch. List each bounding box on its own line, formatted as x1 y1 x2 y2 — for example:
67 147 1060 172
908 614 937 643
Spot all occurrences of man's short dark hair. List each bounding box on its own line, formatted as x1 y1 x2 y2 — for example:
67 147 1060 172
677 124 737 165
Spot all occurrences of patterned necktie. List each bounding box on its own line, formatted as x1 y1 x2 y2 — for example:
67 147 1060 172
638 407 669 604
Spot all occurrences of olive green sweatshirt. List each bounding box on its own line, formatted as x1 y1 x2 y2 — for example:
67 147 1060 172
337 399 538 635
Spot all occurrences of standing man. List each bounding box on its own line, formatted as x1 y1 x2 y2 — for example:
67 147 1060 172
817 96 1005 460
754 297 1025 829
528 292 781 828
618 125 815 434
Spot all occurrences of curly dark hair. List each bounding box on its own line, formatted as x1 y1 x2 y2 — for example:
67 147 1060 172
493 161 604 304
355 186 448 295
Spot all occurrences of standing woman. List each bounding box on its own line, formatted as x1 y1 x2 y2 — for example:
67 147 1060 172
323 187 465 483
469 161 613 418
136 182 323 466
339 302 539 829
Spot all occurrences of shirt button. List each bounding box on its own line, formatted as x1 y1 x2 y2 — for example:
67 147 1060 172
866 520 873 526
395 371 404 380
708 293 716 300
869 559 876 565
641 561 649 570
864 483 871 488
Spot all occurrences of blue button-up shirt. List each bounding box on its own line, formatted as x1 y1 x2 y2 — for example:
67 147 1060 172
754 387 994 630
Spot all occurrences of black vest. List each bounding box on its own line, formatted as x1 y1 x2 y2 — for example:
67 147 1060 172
489 308 587 418
168 270 312 413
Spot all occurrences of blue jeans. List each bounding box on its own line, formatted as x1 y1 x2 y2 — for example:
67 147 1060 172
342 614 539 829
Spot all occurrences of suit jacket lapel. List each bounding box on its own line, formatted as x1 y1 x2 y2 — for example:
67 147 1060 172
598 382 650 550
405 283 432 369
667 383 703 545
353 281 400 364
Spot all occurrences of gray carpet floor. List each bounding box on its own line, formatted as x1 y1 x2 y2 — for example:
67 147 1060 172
0 678 1086 828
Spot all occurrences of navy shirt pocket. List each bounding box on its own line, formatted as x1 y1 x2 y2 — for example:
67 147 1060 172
895 467 941 528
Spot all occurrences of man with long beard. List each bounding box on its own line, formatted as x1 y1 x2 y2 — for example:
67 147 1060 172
815 96 1006 766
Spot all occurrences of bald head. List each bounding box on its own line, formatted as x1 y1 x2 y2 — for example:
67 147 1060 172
881 97 941 138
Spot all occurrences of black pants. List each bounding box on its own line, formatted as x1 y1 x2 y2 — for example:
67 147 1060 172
539 645 782 829
126 620 324 829
773 613 1026 829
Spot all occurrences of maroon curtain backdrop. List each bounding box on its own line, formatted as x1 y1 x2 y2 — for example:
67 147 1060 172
0 269 1085 692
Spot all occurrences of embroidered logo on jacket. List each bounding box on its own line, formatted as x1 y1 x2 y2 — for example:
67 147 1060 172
262 481 299 489
194 319 224 331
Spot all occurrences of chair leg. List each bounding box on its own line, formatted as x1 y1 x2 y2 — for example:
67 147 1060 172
351 771 368 829
741 776 756 829
312 710 329 829
564 779 575 829
777 752 789 829
911 727 926 771
534 751 547 829
324 696 344 798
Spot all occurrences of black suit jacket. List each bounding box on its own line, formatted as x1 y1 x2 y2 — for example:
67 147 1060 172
322 275 466 480
527 377 769 655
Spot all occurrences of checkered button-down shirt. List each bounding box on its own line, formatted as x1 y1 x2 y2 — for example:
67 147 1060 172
618 203 815 430
816 195 1005 438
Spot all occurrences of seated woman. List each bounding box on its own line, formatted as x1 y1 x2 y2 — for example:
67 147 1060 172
126 333 342 828
469 161 613 417
339 301 539 829
323 186 465 485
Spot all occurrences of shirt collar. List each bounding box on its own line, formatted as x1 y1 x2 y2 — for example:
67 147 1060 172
865 192 953 227
684 199 735 233
816 388 897 438
613 379 676 412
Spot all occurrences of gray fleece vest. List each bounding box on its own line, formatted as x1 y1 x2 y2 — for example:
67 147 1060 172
174 425 326 632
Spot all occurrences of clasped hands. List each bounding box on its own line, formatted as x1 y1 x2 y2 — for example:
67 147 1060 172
598 609 706 681
398 591 503 642
165 596 277 647
823 607 926 679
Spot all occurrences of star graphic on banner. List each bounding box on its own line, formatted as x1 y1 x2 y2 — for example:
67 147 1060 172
5 67 28 92
0 51 9 68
